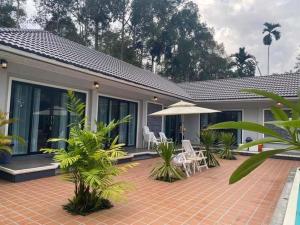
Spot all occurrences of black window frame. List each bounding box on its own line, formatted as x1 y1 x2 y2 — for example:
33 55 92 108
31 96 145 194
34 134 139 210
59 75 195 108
8 80 87 156
97 96 138 147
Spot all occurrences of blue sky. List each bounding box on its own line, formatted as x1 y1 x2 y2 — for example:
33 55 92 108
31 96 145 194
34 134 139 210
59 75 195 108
24 0 300 76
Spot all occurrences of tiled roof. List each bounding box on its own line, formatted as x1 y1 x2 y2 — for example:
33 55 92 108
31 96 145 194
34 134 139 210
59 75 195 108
1 29 299 103
178 73 300 101
0 28 190 99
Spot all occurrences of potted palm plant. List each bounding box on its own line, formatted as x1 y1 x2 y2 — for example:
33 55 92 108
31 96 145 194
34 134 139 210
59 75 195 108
199 129 220 167
42 91 136 215
150 143 185 182
219 132 236 160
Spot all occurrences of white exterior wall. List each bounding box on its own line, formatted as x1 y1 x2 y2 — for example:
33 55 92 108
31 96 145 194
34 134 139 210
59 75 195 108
0 50 295 150
0 66 8 112
0 51 179 149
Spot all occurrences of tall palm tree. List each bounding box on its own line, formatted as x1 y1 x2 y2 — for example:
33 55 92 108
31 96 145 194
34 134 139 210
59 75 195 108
263 22 281 75
230 47 256 77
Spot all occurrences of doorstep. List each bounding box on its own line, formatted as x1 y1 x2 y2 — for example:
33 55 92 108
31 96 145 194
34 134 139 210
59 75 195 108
0 150 160 182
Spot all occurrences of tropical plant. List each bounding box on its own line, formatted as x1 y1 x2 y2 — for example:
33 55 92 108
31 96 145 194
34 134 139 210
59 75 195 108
230 47 256 77
150 143 185 182
199 129 219 167
263 22 281 75
209 88 300 184
0 112 16 154
219 132 236 160
42 91 135 215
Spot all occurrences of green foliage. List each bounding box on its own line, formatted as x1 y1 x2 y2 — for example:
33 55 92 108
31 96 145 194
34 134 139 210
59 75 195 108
199 130 219 167
0 112 24 154
0 0 25 28
150 143 185 182
42 91 135 215
230 47 256 78
263 22 281 46
209 88 300 184
35 0 86 44
32 0 242 82
218 132 236 160
229 149 288 184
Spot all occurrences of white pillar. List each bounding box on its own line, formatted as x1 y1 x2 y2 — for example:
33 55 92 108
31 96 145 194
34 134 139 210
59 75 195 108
0 68 8 112
90 89 98 131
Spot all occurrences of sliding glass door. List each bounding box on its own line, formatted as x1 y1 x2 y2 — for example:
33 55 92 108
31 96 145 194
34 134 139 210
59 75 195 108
9 81 86 155
165 115 181 144
200 111 242 145
98 96 137 147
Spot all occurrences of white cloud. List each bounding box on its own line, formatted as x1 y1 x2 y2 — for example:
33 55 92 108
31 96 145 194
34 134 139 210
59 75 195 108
23 0 300 75
193 0 300 75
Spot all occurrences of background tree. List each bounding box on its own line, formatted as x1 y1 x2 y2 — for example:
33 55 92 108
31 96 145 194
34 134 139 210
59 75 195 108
263 22 281 75
230 47 256 77
294 51 300 73
0 0 26 27
35 0 85 44
84 0 120 50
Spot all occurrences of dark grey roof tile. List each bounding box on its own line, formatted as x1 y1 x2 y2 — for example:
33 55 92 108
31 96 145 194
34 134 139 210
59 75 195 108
178 73 300 101
0 28 190 99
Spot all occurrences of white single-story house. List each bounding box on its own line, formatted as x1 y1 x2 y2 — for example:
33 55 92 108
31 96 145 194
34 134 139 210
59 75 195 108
0 28 299 158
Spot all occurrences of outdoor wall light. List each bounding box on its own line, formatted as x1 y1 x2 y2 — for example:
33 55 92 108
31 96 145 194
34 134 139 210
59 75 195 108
0 59 7 69
276 102 283 108
94 81 100 89
153 96 158 101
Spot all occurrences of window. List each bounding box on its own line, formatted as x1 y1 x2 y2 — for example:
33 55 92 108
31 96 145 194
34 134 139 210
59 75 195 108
9 80 86 155
147 103 162 136
97 96 138 147
165 115 181 144
200 111 242 145
264 109 291 139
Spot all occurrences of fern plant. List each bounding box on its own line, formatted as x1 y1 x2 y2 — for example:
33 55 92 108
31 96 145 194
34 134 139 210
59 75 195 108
150 143 185 182
219 132 236 160
199 129 220 167
42 91 136 215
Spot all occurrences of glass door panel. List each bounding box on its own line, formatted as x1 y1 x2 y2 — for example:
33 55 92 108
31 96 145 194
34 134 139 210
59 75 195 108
200 111 242 145
119 102 128 144
9 81 86 155
128 103 137 146
98 96 137 146
9 82 33 155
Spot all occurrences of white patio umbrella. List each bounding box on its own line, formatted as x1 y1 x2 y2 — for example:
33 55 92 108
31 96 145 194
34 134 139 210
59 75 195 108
149 100 220 140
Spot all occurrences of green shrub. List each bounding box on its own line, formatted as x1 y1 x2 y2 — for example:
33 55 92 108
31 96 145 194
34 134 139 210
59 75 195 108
219 132 236 160
42 91 136 215
150 143 185 182
199 129 220 167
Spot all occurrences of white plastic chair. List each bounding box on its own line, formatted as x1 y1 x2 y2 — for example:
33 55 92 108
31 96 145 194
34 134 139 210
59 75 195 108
159 132 173 145
172 153 193 177
182 140 208 173
143 126 151 149
149 132 162 149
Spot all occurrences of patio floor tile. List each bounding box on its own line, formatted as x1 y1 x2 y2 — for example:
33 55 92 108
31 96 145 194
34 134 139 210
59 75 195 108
0 156 298 224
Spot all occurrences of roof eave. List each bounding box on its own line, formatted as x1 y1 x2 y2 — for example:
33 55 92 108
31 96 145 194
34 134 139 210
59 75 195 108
193 96 298 103
0 44 192 101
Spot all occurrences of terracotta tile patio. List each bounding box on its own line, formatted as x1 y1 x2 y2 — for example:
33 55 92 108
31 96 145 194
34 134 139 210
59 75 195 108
0 156 298 225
